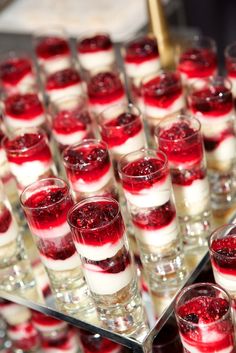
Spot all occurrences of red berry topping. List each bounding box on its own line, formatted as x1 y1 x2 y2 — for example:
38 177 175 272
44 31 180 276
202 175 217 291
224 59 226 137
31 311 63 326
78 34 112 53
178 48 217 78
171 167 206 186
142 72 182 108
36 37 70 59
69 200 124 246
226 57 236 78
101 112 142 147
79 329 119 353
46 68 81 90
0 57 32 85
0 128 5 146
204 130 233 152
38 232 76 260
0 206 12 233
5 93 43 119
52 109 91 134
125 36 159 63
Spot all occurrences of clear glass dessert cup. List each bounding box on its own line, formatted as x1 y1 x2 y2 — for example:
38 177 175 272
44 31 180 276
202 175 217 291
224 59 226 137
155 114 212 251
118 149 187 291
188 76 236 211
225 42 236 96
20 177 94 315
175 282 235 353
67 196 149 337
0 181 35 292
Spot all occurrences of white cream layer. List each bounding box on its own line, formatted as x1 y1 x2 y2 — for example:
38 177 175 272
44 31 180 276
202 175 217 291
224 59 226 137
0 216 18 247
5 72 36 95
228 76 236 97
75 237 124 261
110 129 146 156
206 135 236 162
89 94 127 114
124 175 172 208
195 110 234 137
125 57 161 78
82 263 133 295
9 160 52 187
31 220 70 239
212 265 236 292
145 94 185 118
39 55 71 74
1 304 31 325
72 165 113 193
53 128 87 145
40 251 81 272
181 338 233 353
5 113 45 129
33 320 66 332
47 82 84 102
8 324 36 340
78 49 115 71
134 216 179 247
173 177 210 216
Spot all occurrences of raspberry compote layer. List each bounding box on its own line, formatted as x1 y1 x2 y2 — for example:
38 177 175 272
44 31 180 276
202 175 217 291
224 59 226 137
142 72 185 119
4 93 45 130
211 236 236 293
4 131 54 190
189 85 235 171
45 68 84 101
87 72 126 113
68 199 133 295
31 311 67 333
63 141 115 197
124 36 160 78
41 328 79 353
8 322 39 351
100 111 145 156
35 36 71 74
0 56 35 95
79 329 122 353
23 184 80 272
178 48 217 84
225 56 236 96
0 128 14 190
177 296 234 353
0 203 18 249
77 34 115 71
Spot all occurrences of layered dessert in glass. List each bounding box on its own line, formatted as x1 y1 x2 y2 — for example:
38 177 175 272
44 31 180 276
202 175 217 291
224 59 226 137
123 35 160 109
225 42 236 96
156 115 211 249
77 32 115 72
142 71 185 146
87 70 126 114
41 328 80 353
48 95 94 153
68 196 148 335
79 329 122 353
44 68 85 102
188 77 236 209
118 149 186 291
0 182 35 291
3 93 46 132
31 311 67 339
3 129 56 194
0 52 36 96
63 139 117 201
21 177 94 314
34 27 72 74
177 36 217 86
175 283 234 353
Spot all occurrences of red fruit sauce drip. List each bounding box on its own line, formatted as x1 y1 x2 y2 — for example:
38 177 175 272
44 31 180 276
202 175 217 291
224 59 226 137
0 57 32 85
125 36 159 63
5 94 43 119
78 34 112 53
46 68 81 90
36 37 70 59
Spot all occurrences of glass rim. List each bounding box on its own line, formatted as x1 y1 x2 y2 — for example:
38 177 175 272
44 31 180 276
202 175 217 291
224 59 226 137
98 102 142 130
118 148 168 180
20 177 70 211
224 41 236 59
0 50 34 63
122 32 157 50
175 282 232 328
185 34 217 51
155 114 201 143
62 138 109 168
209 223 236 259
2 127 48 153
77 30 112 43
32 25 69 40
67 196 121 232
188 76 233 98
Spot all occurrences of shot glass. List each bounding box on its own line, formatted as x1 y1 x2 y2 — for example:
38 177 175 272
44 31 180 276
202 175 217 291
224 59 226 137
225 42 236 96
79 329 122 353
31 311 67 341
175 283 235 353
33 27 72 75
0 181 35 291
63 139 118 201
177 35 217 86
188 77 236 210
20 177 94 314
141 71 185 147
0 51 37 96
3 128 57 194
156 114 212 249
41 327 80 353
48 95 94 153
67 196 148 335
44 67 85 103
87 69 127 114
77 31 116 72
2 92 46 132
118 149 186 291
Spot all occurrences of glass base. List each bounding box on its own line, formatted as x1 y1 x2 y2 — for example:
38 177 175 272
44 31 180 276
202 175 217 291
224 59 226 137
46 267 95 315
92 280 149 338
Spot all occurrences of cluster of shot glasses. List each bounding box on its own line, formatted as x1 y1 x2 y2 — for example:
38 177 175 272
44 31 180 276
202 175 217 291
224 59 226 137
1 26 236 341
